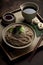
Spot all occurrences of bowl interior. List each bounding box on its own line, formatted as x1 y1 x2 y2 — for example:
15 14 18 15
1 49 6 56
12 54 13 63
2 23 35 49
20 2 39 12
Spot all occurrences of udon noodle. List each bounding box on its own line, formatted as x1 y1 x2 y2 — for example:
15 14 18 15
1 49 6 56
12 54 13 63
5 24 34 47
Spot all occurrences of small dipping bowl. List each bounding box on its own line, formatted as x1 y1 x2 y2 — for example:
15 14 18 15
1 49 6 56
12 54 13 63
20 2 39 23
2 13 16 26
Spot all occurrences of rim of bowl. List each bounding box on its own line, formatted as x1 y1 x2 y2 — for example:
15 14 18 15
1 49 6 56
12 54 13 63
20 2 39 14
2 12 15 22
2 23 35 49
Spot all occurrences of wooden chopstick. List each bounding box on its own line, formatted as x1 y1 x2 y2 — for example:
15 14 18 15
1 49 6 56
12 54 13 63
28 34 43 62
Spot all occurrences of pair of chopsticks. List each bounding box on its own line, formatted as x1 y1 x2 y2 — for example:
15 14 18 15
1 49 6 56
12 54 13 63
28 34 43 62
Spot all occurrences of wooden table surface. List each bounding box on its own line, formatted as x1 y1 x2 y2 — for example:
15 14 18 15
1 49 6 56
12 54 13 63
0 0 43 65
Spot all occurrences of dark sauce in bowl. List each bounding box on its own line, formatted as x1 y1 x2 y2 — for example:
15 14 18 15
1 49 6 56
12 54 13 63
5 15 12 20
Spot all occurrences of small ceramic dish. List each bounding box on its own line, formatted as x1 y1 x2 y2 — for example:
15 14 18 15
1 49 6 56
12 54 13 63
2 12 16 26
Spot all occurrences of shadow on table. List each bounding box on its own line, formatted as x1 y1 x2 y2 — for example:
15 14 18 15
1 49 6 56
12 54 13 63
0 46 43 65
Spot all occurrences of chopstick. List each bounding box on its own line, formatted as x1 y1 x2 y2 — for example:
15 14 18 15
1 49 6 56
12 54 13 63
28 34 43 62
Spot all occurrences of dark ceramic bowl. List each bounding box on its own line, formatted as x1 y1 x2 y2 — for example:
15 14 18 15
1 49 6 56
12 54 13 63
20 2 39 23
2 12 16 26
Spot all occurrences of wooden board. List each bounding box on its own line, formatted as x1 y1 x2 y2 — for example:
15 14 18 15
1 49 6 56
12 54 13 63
0 9 43 61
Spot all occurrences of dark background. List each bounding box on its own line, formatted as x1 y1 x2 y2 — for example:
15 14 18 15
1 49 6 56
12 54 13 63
0 46 43 65
0 0 43 18
0 0 43 65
